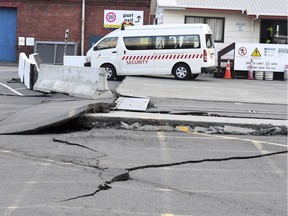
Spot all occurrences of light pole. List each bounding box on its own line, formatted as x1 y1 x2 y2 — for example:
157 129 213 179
81 0 86 56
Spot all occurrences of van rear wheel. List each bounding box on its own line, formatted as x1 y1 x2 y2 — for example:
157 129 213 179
102 64 116 80
173 63 191 80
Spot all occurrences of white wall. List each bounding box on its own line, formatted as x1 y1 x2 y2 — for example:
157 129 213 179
160 9 261 56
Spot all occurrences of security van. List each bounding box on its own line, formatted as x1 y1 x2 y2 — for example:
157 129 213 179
87 24 216 80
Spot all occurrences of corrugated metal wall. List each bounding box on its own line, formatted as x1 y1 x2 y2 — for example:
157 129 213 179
0 7 17 62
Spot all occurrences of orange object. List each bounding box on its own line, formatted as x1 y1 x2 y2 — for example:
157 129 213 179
224 59 232 79
248 59 253 80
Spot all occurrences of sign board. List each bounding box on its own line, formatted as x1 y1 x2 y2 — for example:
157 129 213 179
104 10 143 29
234 43 288 72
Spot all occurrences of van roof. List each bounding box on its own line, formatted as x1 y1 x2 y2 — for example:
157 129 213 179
121 23 210 31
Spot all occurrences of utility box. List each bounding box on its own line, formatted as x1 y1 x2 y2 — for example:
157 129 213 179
34 41 78 65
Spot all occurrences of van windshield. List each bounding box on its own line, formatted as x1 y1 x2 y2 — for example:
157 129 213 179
94 37 118 51
206 34 214 48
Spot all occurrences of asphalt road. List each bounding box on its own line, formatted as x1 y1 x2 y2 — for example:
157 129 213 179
0 65 287 215
0 129 287 216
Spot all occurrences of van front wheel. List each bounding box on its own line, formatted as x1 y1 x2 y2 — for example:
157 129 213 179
102 64 116 80
173 63 191 80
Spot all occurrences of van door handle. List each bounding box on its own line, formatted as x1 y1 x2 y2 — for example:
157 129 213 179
112 51 117 53
124 50 126 55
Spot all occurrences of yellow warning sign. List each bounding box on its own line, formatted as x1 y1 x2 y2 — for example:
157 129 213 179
251 48 261 57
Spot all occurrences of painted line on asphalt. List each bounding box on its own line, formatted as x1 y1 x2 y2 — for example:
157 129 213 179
180 130 288 148
0 82 23 96
252 140 285 178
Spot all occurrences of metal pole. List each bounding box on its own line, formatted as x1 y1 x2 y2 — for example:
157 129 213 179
64 29 69 56
81 0 85 56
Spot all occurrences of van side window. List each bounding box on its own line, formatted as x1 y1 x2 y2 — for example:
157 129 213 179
94 37 118 51
180 35 200 49
124 36 153 50
155 35 200 49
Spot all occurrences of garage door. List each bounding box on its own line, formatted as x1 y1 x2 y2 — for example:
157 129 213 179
0 8 17 62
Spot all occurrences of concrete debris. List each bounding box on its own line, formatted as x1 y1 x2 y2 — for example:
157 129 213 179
254 127 284 136
119 122 286 135
120 122 142 130
115 97 150 111
193 126 211 133
120 121 175 131
223 125 256 135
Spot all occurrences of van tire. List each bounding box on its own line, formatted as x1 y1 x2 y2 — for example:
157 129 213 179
102 64 116 80
173 63 191 80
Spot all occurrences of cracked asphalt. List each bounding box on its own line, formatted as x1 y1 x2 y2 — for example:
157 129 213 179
0 65 287 215
0 128 287 216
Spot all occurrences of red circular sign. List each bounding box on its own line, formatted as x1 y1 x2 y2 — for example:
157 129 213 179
238 47 247 56
106 12 116 23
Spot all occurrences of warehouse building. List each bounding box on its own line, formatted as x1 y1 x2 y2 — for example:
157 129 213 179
0 0 151 63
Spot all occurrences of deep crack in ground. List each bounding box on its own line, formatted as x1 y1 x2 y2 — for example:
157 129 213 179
60 149 287 202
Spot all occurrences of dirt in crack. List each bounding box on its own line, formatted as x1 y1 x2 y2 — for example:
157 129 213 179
126 150 288 171
59 171 130 202
53 138 100 153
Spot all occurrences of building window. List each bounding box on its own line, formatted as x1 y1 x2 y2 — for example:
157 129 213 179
185 16 225 43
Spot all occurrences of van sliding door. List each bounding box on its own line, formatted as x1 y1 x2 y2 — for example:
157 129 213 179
119 34 154 75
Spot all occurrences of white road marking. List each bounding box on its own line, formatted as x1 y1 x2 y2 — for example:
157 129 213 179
0 83 23 96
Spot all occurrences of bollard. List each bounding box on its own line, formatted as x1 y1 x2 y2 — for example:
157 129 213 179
98 67 107 92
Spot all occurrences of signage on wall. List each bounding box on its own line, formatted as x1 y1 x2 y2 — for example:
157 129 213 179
234 43 288 72
104 10 143 29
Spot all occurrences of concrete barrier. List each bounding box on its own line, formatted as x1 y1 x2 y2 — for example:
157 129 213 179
29 53 42 72
18 52 37 89
33 65 113 99
18 52 26 83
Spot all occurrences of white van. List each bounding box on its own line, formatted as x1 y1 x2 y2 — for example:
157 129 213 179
86 24 216 80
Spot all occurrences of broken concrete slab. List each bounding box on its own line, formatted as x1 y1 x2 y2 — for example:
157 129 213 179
223 125 256 135
0 99 113 134
116 76 288 105
82 111 287 133
114 97 150 111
